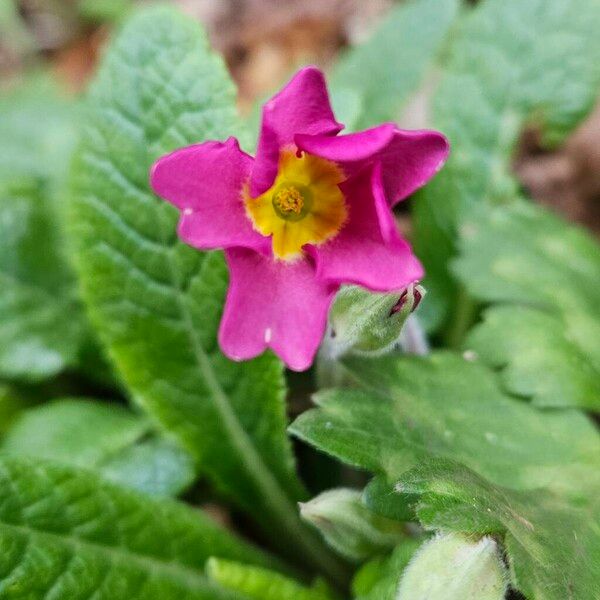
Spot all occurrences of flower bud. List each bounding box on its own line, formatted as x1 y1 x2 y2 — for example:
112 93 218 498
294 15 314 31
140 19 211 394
396 532 507 600
325 283 426 359
299 488 405 562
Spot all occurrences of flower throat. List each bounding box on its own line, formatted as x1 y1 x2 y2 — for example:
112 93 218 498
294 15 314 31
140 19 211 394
244 150 347 260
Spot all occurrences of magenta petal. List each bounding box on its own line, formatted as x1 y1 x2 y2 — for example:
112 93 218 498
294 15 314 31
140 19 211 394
296 124 449 206
219 248 337 371
308 164 423 292
250 66 343 197
150 137 267 251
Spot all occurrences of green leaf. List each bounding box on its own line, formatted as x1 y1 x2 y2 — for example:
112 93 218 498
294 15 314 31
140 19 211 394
352 540 422 600
299 488 405 562
206 558 334 600
396 533 507 600
397 459 600 600
3 398 146 465
454 203 600 312
0 385 34 436
0 178 87 381
0 76 76 192
330 0 460 131
1 398 195 496
455 202 600 410
0 454 279 598
290 353 600 507
68 6 344 578
465 306 600 410
0 78 111 383
413 0 600 329
101 436 196 497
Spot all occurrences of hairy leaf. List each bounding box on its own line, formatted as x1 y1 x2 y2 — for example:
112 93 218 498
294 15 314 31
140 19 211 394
0 455 278 598
101 436 196 497
68 6 343 575
3 399 146 464
398 459 600 600
290 353 599 514
456 202 600 410
0 386 34 436
465 306 600 410
413 0 600 329
0 179 87 381
330 0 460 130
0 77 76 186
0 78 111 382
2 398 195 496
206 559 334 600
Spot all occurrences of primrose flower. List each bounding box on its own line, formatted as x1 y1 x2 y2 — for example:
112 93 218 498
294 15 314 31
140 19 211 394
150 67 448 371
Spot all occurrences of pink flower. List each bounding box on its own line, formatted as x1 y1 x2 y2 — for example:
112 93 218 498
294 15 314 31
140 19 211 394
150 67 448 371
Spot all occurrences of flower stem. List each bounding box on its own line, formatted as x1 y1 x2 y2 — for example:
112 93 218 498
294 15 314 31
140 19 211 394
445 284 478 349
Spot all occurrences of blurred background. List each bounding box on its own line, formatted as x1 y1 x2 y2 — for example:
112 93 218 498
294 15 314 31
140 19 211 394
2 0 599 237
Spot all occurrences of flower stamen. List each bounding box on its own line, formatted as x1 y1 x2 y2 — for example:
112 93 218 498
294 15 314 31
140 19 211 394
271 184 312 221
274 187 303 214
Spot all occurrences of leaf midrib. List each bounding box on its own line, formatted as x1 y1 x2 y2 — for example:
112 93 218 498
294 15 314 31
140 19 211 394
162 240 344 576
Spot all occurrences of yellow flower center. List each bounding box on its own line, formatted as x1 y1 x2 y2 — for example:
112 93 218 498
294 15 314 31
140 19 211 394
244 150 347 260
